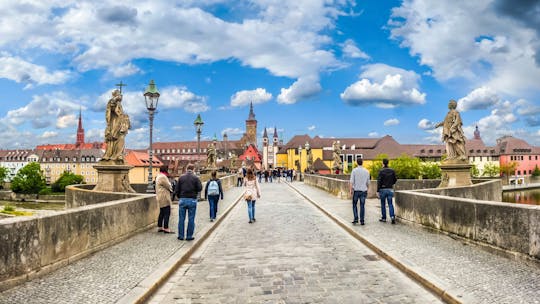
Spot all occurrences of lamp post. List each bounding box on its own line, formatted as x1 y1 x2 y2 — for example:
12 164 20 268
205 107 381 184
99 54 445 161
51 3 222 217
298 145 302 181
144 80 160 193
194 114 204 174
305 141 310 173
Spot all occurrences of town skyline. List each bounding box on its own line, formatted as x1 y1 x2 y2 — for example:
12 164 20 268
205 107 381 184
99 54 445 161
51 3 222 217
0 1 539 150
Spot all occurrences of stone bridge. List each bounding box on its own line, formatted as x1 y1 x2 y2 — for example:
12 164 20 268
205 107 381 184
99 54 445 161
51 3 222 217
0 176 539 303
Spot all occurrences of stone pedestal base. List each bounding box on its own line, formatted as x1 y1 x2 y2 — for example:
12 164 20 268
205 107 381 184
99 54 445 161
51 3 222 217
438 161 473 188
93 164 136 193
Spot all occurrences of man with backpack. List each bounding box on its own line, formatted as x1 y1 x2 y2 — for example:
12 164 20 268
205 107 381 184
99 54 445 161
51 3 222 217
204 171 223 222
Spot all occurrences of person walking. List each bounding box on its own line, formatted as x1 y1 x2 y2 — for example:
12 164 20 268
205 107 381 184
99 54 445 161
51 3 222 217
175 164 202 241
204 171 223 222
349 158 370 225
243 168 261 224
377 158 398 224
237 167 244 187
156 167 174 233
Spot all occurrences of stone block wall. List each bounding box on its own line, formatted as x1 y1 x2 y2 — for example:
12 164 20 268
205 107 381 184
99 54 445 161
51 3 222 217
0 192 157 291
395 180 540 260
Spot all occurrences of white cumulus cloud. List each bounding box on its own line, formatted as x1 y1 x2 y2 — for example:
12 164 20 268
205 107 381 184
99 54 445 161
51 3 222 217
231 88 272 107
457 86 500 111
342 39 370 59
0 56 71 88
418 118 435 130
277 76 322 104
341 64 426 108
384 118 400 126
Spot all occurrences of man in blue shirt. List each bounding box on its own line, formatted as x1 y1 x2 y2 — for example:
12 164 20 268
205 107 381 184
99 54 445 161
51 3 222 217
349 158 370 225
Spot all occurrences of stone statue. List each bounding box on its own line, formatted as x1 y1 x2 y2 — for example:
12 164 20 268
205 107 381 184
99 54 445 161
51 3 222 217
435 99 467 162
207 142 217 168
332 140 342 172
230 152 237 169
102 89 130 164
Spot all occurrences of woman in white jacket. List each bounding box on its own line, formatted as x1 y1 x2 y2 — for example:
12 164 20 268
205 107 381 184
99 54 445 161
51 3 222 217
243 168 261 223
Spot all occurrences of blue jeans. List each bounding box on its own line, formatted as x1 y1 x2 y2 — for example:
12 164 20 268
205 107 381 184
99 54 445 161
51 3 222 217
379 189 395 220
246 200 256 221
178 198 197 239
208 195 219 219
352 191 367 223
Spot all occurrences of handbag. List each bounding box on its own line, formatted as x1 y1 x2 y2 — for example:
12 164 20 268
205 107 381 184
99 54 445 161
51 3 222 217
244 188 253 200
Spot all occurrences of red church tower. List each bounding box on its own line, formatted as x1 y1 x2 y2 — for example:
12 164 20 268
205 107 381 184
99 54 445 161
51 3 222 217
76 108 85 147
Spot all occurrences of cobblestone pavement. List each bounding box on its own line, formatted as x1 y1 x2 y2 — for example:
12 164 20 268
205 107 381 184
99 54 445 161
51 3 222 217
149 182 442 304
291 182 540 304
0 187 244 304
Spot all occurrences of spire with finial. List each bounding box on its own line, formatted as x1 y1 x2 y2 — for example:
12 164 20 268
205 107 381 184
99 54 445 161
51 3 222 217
76 107 85 147
247 102 256 120
273 126 278 138
263 127 268 139
474 125 481 140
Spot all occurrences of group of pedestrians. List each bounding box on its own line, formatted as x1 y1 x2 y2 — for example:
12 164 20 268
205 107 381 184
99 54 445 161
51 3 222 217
349 158 397 225
155 164 262 241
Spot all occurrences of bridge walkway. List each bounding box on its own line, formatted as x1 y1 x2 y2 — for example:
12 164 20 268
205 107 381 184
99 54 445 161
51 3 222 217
148 182 441 303
288 182 540 304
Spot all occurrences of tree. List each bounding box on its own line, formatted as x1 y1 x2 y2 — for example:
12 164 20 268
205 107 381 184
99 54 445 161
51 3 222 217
470 164 480 177
500 161 519 184
532 165 540 177
368 154 388 179
421 162 442 179
51 171 84 192
391 154 422 179
0 166 8 189
482 163 500 177
11 162 47 194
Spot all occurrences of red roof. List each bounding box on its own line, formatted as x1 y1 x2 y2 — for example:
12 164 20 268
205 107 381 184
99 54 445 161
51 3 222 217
125 151 164 167
239 144 262 162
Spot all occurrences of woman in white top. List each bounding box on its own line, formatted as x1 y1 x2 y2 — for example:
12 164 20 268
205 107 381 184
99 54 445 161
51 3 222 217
243 168 261 223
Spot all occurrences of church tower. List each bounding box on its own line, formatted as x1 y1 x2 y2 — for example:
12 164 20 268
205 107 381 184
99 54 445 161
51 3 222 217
245 102 257 147
474 125 481 140
76 108 85 147
262 127 269 169
272 127 279 167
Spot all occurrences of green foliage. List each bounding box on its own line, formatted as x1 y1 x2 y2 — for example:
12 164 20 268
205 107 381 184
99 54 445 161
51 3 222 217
3 204 15 212
368 154 388 179
532 165 540 177
51 171 84 192
391 154 422 179
0 166 8 182
420 162 442 179
470 164 480 177
39 187 53 195
482 163 500 177
11 162 47 194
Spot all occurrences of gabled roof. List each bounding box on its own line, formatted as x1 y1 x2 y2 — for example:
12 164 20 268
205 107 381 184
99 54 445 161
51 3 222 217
313 158 330 170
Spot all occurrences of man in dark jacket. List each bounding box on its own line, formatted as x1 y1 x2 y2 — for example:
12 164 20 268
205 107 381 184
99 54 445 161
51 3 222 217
175 164 202 240
377 159 398 224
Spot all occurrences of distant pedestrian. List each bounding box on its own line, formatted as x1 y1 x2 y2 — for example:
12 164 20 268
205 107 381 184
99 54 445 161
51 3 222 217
377 158 397 224
350 158 370 225
243 168 261 223
156 167 174 234
204 171 223 222
175 163 202 241
237 167 244 187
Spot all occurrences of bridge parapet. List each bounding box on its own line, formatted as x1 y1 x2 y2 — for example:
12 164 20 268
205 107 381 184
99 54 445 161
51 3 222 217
395 179 540 260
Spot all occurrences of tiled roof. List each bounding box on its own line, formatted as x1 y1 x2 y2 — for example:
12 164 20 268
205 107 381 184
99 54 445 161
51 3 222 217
313 158 330 170
496 136 534 154
125 151 164 167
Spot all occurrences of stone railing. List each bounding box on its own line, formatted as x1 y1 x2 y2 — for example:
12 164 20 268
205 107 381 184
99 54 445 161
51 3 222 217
303 174 440 199
0 189 157 292
395 179 540 260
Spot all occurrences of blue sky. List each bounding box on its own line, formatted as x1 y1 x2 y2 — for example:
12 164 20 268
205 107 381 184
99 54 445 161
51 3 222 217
0 0 539 150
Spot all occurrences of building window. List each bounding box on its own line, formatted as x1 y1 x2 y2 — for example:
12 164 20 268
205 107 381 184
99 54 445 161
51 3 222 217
517 170 521 175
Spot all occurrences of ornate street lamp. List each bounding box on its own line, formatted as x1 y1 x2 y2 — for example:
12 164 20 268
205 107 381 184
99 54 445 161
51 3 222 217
194 114 204 174
144 80 160 193
305 141 310 173
298 145 302 181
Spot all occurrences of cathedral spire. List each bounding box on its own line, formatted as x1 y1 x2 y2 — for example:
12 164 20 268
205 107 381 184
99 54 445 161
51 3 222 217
247 102 256 120
76 107 85 147
474 125 481 140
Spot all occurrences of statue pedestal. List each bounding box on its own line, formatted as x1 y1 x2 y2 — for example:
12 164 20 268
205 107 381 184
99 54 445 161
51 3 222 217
438 161 473 188
93 164 136 193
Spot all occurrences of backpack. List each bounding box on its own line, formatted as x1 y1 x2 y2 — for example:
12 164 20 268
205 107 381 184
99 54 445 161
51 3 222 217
208 180 219 196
